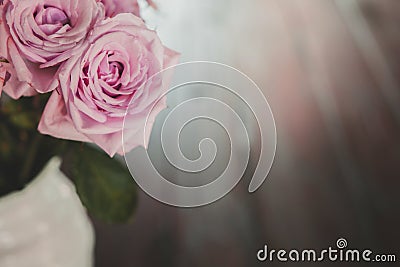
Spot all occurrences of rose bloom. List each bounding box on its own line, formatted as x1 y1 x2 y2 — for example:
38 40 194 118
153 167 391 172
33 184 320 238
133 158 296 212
39 14 179 156
98 0 140 17
98 0 158 18
0 0 103 99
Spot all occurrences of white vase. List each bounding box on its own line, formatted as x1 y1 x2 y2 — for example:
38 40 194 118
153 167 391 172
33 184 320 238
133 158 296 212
0 158 94 267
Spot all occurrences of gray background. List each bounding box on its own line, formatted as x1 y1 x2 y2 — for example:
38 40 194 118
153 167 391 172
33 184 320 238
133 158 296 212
94 1 400 266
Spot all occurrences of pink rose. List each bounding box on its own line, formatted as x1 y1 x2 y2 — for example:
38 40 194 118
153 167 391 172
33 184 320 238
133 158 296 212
39 14 179 156
98 0 140 17
0 0 104 99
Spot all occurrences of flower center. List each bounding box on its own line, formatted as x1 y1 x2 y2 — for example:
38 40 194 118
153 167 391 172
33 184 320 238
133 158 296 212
98 53 124 88
34 5 71 35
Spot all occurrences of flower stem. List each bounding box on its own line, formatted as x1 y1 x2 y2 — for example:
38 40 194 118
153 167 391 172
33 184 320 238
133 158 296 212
19 133 42 183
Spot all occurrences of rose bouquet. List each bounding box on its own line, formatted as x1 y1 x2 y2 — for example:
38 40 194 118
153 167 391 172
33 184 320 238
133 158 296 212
0 0 179 222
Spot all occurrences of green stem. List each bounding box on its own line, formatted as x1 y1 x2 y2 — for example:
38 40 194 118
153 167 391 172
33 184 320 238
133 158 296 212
19 133 42 183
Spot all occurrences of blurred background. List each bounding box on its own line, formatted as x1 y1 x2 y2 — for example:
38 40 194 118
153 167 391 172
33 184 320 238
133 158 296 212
94 0 400 266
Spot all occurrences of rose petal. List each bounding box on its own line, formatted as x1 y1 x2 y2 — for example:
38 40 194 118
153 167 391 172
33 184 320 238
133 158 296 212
38 91 92 142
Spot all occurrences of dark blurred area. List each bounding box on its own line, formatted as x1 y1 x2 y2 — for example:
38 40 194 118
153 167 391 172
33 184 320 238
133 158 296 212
93 0 400 266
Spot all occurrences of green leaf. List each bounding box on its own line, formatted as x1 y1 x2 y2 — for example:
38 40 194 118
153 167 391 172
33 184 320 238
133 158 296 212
61 143 138 224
